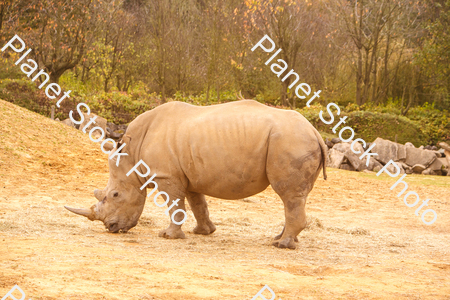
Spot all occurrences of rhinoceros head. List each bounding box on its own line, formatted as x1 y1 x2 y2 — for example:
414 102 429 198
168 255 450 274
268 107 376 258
65 144 147 233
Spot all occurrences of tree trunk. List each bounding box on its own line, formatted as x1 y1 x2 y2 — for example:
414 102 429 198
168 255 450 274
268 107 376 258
371 38 379 103
104 78 109 93
356 47 363 106
216 79 220 102
161 82 166 103
49 70 64 85
280 83 287 107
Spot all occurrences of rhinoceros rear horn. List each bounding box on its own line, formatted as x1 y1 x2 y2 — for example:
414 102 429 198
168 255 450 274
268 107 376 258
64 206 97 221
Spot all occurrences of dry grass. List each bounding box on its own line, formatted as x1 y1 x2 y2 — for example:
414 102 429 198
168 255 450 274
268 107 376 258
1 99 450 299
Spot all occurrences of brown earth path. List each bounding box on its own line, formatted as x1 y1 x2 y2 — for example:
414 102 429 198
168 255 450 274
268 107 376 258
0 99 449 299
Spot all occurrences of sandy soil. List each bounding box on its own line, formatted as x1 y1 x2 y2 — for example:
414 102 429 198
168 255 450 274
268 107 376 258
1 99 449 300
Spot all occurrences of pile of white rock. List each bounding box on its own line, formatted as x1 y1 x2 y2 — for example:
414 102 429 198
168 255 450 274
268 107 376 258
326 137 450 176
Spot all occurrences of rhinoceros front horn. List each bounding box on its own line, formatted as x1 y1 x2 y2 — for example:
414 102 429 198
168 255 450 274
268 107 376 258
64 206 97 221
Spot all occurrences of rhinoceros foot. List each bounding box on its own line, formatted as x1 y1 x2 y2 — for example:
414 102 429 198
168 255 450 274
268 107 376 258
273 234 298 243
158 226 186 239
272 238 297 249
273 226 298 242
193 222 216 235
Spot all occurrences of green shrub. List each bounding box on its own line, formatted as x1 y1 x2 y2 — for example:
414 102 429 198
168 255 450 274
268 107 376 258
296 104 426 145
0 79 53 117
407 102 450 144
80 91 160 124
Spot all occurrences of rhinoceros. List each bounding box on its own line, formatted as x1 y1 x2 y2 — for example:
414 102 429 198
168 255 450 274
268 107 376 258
65 100 327 249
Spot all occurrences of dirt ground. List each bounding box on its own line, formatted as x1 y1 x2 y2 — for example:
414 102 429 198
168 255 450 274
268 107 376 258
1 99 449 300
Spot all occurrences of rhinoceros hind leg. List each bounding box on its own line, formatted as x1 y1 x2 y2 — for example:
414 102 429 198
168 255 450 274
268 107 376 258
266 129 322 249
186 192 216 235
270 194 308 250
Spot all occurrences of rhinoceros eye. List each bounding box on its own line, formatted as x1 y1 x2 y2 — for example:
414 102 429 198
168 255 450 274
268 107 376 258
113 192 119 197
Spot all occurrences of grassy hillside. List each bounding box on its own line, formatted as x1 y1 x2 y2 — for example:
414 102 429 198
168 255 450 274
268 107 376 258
0 98 107 186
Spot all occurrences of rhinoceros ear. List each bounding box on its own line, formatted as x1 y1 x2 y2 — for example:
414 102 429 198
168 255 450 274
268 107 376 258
94 189 103 201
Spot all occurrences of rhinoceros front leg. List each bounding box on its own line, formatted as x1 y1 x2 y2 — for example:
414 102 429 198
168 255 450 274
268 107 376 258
186 192 216 235
158 194 187 240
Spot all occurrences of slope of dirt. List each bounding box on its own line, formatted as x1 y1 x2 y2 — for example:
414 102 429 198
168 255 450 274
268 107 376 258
1 99 449 300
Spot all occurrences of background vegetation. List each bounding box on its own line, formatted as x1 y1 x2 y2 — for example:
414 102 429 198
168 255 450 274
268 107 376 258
0 0 449 145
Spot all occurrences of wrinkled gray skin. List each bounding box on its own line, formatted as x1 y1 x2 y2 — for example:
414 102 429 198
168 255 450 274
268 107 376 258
65 100 327 249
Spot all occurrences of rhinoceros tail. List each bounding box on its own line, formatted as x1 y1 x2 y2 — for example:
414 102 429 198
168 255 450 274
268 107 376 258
313 129 327 180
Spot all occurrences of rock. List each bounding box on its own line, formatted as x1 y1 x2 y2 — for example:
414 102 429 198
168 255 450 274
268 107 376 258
433 151 442 158
55 117 60 121
405 147 436 168
428 157 447 173
431 146 438 151
331 138 341 144
397 144 406 162
419 145 424 150
106 128 123 139
405 142 415 147
325 139 334 149
107 122 119 132
102 140 115 152
438 142 450 151
372 138 397 164
332 142 351 153
394 162 405 174
367 156 383 171
422 168 433 175
79 113 107 139
437 157 449 169
365 142 371 150
400 162 409 169
424 145 432 150
373 165 382 173
445 150 450 166
105 122 126 140
340 163 355 171
383 162 398 175
344 149 366 171
330 142 367 171
118 124 128 133
343 142 366 171
372 137 406 164
400 162 412 174
412 164 426 174
422 168 441 176
61 118 76 128
327 148 345 169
